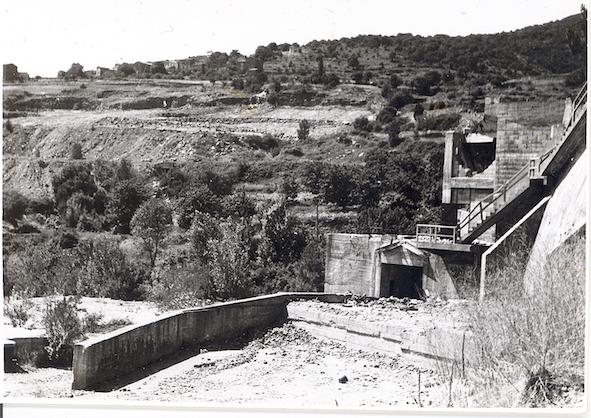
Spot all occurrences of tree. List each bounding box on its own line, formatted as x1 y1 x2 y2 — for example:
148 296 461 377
261 202 307 264
117 63 136 77
254 45 274 61
297 119 310 142
107 179 147 234
413 103 425 117
63 63 86 80
348 54 360 69
3 190 29 227
322 164 359 209
70 143 83 159
389 74 403 89
317 55 325 77
203 220 254 300
52 163 97 215
130 199 172 268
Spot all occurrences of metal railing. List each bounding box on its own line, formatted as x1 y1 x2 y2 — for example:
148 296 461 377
570 82 588 129
457 82 587 240
416 224 457 244
457 163 530 237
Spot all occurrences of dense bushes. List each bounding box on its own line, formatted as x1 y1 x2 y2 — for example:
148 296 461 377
3 230 146 300
43 296 84 362
3 190 30 227
298 142 443 235
417 113 461 131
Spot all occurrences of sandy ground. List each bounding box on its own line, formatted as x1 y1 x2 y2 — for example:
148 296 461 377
4 297 585 410
5 323 443 410
3 296 163 340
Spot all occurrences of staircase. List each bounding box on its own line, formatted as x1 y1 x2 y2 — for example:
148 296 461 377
457 83 587 244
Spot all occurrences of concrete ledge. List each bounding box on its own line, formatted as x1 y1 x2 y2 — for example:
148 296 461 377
287 303 478 365
72 292 343 390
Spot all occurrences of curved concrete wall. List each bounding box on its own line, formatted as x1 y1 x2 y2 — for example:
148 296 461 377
72 293 345 390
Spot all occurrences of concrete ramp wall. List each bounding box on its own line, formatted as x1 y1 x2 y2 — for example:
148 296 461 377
523 150 587 294
72 293 345 390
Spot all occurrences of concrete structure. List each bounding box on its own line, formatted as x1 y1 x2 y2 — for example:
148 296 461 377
132 61 152 77
327 85 586 300
324 234 459 300
96 67 116 78
72 293 345 390
288 303 477 365
442 97 566 242
3 63 18 82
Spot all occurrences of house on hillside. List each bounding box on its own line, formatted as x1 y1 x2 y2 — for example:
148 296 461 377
133 62 152 77
96 66 116 78
3 64 19 82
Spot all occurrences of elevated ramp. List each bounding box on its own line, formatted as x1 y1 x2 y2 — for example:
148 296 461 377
457 83 587 244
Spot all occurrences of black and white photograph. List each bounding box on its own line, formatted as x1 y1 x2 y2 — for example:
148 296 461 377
2 1 587 416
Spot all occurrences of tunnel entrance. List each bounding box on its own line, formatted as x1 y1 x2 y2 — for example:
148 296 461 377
380 264 423 299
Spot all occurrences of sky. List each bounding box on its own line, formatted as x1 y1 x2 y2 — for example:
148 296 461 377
1 0 587 78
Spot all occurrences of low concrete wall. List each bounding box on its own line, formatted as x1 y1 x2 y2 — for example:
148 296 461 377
287 303 478 365
72 293 344 390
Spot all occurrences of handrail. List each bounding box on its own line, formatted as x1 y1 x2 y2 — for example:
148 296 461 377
457 82 587 238
416 223 457 244
457 163 529 233
573 82 587 110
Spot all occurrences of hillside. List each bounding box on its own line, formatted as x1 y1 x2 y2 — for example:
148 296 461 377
2 11 585 304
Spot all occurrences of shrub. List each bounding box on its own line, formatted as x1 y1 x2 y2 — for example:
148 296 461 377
417 113 461 131
202 220 255 301
43 296 83 362
144 262 209 311
4 291 33 327
245 134 279 151
3 189 29 227
389 91 414 109
82 312 104 333
107 179 147 234
76 239 143 300
283 146 303 156
4 118 13 133
52 163 97 215
297 119 310 142
353 116 374 132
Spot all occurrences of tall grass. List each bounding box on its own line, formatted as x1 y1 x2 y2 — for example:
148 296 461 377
438 233 586 408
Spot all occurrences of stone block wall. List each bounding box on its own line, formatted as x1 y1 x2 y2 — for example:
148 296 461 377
487 100 565 187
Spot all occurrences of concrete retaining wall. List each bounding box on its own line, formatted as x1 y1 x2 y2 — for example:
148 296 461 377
523 150 588 294
72 293 345 390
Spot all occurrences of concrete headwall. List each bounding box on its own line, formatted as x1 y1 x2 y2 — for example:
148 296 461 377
324 233 459 299
324 234 396 295
72 293 345 390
